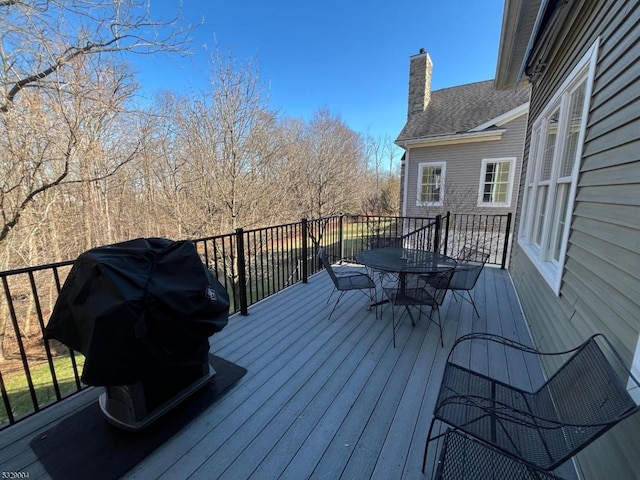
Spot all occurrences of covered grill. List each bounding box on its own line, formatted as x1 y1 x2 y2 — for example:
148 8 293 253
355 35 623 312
45 237 230 430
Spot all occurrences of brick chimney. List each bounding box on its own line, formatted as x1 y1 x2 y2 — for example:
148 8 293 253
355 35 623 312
408 48 433 116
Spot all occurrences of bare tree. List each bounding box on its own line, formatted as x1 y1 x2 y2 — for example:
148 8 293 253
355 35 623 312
361 134 401 214
0 0 194 246
0 55 143 255
291 108 367 220
176 50 282 233
0 0 194 112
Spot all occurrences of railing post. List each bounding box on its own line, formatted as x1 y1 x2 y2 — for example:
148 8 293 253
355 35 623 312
434 215 441 253
301 218 308 283
444 211 451 256
501 213 512 270
235 228 249 316
338 213 345 261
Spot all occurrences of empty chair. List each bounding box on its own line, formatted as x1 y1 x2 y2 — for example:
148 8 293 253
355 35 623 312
317 248 376 319
423 333 640 475
434 429 567 480
447 246 490 317
382 268 454 347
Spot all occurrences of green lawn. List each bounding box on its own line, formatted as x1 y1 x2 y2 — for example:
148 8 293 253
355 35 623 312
1 354 85 427
0 219 401 428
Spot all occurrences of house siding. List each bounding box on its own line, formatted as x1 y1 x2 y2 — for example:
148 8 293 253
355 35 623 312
403 114 527 218
510 1 640 479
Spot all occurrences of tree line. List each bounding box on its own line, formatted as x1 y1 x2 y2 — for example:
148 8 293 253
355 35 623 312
0 0 400 271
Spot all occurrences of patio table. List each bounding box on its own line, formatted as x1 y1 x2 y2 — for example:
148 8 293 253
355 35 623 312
356 247 457 309
356 247 456 275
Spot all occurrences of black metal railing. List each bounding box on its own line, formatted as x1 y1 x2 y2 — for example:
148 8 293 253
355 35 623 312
444 213 513 266
0 212 511 430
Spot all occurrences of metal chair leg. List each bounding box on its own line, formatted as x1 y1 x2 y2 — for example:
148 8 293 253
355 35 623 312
452 290 480 317
423 417 438 474
468 293 480 317
435 307 443 347
328 291 346 319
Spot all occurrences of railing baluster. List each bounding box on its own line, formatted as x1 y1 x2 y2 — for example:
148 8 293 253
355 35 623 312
52 266 83 391
260 229 266 299
0 212 514 430
28 271 61 402
235 228 248 316
1 276 39 415
302 219 308 283
502 213 512 269
203 239 210 267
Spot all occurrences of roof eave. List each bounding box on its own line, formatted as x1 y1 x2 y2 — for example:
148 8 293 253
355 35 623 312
395 129 507 149
495 0 545 90
469 102 530 132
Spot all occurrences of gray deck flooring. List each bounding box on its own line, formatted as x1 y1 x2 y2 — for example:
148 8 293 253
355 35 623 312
0 266 577 479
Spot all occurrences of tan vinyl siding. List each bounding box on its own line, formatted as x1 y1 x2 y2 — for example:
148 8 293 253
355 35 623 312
510 1 640 479
403 114 527 217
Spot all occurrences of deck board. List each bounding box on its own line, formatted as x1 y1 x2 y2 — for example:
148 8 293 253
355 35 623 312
0 266 577 480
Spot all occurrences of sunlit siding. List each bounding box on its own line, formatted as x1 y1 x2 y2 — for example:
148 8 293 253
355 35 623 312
510 1 640 479
403 113 527 217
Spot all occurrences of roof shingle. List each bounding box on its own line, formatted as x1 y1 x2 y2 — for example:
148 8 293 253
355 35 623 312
396 79 530 141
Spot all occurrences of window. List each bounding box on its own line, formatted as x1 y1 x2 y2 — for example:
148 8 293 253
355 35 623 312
518 39 598 294
478 158 515 207
417 162 445 206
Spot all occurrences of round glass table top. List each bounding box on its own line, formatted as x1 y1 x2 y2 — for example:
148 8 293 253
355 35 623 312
356 247 457 274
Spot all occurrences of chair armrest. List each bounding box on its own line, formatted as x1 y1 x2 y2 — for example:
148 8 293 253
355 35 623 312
446 333 550 365
447 333 629 370
334 270 372 278
436 390 635 429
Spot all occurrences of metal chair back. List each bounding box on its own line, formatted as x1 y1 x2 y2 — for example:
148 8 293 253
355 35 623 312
425 333 640 472
317 248 340 289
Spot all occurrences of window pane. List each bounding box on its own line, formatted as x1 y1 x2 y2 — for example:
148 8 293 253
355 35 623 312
541 109 560 181
481 161 511 204
551 183 570 261
559 81 586 178
497 162 510 182
485 163 495 183
534 185 548 246
494 184 507 203
420 165 442 203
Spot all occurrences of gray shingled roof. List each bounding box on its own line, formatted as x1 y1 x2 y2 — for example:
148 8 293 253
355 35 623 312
396 79 530 141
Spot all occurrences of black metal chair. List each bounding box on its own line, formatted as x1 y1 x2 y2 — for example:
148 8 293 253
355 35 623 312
434 429 567 480
382 268 454 347
423 333 640 475
447 246 490 317
317 248 377 319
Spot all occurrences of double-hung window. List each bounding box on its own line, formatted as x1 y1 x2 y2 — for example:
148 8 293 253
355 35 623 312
478 158 515 207
519 40 598 294
417 162 445 206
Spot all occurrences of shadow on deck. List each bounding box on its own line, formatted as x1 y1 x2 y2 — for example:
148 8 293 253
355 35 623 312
0 267 577 479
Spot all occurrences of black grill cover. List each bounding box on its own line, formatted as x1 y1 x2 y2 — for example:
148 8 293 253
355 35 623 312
45 238 229 387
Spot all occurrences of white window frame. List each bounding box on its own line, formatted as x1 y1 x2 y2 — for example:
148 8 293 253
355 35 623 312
477 157 516 207
629 334 640 405
416 162 446 207
518 38 599 295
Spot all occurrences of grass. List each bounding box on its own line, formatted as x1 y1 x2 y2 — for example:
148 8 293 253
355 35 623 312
0 220 402 428
0 354 85 427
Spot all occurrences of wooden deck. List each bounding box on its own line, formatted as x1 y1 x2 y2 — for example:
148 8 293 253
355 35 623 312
0 266 577 479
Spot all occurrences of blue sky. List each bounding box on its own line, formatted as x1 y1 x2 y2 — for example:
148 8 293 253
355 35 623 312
137 0 506 144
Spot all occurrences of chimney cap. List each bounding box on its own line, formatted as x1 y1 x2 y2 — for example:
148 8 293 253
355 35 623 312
419 48 426 54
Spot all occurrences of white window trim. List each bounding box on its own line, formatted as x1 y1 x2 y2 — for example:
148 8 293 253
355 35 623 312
629 334 640 405
477 157 516 208
518 38 599 295
416 161 446 207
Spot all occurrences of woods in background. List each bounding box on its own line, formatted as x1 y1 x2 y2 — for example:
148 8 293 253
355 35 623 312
0 0 399 270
